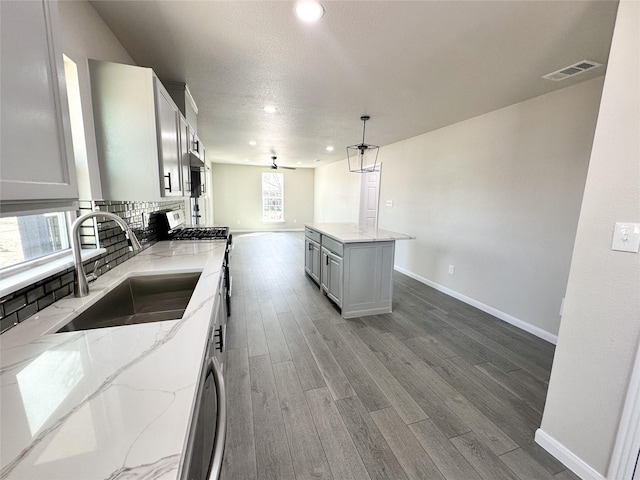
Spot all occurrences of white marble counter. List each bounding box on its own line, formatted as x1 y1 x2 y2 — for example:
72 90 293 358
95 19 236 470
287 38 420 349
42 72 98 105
305 222 414 243
0 241 226 480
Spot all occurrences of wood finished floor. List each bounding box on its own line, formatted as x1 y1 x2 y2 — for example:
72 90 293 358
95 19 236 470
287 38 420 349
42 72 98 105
220 232 577 480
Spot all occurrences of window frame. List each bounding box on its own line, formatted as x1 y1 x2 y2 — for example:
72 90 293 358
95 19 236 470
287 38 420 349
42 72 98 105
261 172 285 223
0 211 76 276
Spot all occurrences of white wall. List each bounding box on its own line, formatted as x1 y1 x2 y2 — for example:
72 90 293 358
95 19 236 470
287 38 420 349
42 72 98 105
538 1 640 477
57 0 135 200
314 159 361 223
211 164 314 231
315 77 604 341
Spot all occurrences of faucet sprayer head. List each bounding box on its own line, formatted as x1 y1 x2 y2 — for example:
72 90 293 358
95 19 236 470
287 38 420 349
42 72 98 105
126 232 142 251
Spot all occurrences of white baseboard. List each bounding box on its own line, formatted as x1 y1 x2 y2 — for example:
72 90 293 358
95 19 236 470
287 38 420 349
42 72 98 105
232 228 305 233
535 429 606 480
393 266 558 345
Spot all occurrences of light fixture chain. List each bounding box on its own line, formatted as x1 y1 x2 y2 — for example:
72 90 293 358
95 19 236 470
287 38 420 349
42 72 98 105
361 116 367 146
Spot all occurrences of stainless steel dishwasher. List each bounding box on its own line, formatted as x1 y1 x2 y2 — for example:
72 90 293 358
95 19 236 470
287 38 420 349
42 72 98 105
180 272 227 480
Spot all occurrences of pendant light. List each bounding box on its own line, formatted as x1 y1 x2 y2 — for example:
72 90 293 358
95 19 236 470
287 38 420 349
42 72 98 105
347 115 379 173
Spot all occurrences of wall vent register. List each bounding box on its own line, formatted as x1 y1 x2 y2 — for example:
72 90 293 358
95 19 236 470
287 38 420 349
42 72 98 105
542 60 602 81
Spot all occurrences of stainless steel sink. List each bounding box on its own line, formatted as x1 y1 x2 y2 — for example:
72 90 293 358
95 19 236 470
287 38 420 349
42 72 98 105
56 272 201 333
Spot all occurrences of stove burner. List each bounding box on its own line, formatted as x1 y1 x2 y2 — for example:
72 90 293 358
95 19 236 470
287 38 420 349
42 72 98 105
158 210 230 241
171 226 229 240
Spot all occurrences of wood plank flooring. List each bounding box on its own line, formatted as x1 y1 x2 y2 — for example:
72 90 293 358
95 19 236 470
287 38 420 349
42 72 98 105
220 232 578 480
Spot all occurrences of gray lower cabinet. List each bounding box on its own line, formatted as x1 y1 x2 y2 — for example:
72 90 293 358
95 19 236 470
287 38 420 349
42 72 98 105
305 227 395 318
341 241 395 318
304 238 321 284
321 247 343 307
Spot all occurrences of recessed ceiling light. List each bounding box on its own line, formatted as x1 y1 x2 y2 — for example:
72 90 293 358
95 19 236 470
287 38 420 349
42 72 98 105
296 162 302 165
249 140 257 146
295 1 324 23
263 105 277 114
244 159 250 162
326 146 334 152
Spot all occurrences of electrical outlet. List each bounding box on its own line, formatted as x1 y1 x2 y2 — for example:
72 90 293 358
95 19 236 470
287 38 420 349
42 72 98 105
293 219 297 224
386 200 393 207
237 220 241 225
448 265 455 275
611 222 640 253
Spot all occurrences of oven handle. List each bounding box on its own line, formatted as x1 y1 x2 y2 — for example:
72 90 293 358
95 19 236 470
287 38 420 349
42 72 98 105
207 356 227 480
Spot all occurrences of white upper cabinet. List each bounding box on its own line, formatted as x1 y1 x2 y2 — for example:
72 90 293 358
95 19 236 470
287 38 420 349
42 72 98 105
179 115 191 194
89 60 184 200
0 0 78 211
155 85 182 197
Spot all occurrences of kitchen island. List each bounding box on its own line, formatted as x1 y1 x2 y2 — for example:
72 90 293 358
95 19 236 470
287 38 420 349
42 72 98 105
304 223 413 318
0 241 225 480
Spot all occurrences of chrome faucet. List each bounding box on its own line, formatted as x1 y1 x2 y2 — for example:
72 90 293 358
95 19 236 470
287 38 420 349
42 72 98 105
71 211 142 297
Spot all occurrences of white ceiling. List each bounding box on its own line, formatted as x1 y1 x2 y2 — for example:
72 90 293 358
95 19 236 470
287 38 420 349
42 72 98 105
89 0 618 169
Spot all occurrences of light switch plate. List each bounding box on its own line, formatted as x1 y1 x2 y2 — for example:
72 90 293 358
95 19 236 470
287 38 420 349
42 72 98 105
611 222 640 253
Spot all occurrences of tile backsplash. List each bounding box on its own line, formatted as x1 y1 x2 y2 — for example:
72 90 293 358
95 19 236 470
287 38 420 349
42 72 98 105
0 199 185 333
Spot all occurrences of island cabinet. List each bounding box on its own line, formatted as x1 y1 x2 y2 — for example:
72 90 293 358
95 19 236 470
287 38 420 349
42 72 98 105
321 245 343 307
304 227 322 284
0 0 78 211
88 59 185 201
305 224 409 319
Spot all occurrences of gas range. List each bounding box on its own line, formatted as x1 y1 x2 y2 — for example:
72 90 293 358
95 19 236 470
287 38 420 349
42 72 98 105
171 226 229 240
158 209 230 242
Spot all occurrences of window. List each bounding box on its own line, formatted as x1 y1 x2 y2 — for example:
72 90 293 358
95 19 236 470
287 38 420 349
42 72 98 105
262 173 284 222
0 213 70 270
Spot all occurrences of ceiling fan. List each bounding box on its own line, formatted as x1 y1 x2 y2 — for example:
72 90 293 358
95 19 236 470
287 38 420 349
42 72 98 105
270 156 296 170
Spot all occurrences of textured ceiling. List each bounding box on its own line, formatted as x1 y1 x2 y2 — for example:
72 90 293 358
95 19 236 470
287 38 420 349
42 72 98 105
89 0 618 169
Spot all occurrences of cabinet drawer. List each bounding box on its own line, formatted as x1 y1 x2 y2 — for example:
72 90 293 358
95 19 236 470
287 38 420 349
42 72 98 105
305 227 321 243
321 235 344 257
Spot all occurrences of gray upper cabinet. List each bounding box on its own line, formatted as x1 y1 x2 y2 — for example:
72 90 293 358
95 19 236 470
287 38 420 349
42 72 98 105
89 60 184 201
0 0 78 212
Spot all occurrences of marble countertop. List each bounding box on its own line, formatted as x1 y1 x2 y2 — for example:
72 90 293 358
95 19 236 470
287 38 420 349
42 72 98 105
305 222 414 243
0 241 226 480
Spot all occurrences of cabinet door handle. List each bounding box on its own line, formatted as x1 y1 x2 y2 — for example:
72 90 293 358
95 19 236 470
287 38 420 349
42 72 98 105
214 325 224 352
326 255 329 265
164 172 172 192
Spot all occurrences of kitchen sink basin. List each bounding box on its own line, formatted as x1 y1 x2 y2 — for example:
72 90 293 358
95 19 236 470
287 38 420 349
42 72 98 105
56 272 201 333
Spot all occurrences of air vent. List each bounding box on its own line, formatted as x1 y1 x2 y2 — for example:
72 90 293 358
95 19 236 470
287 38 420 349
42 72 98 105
542 60 602 81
